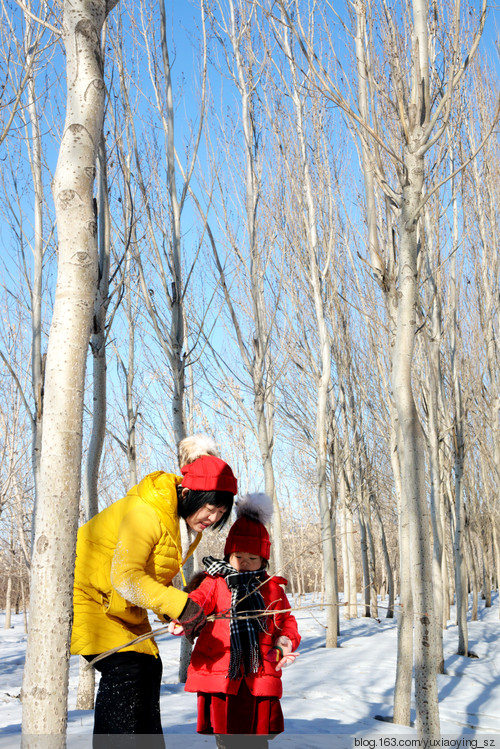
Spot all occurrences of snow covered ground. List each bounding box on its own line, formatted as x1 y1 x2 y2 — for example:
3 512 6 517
1 593 500 748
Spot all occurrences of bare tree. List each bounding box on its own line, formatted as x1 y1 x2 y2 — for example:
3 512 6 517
115 0 214 680
0 1 59 528
204 0 284 573
272 8 338 645
75 133 113 710
465 59 500 618
21 0 118 742
276 0 489 737
0 0 58 146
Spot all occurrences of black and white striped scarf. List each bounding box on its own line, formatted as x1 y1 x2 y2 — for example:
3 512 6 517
203 556 268 680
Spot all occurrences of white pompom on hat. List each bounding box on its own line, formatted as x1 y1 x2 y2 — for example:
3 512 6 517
235 492 274 524
224 493 274 560
178 434 219 467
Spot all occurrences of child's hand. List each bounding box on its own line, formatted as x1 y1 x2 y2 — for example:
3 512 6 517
274 636 293 655
266 636 298 671
168 621 184 636
275 652 299 671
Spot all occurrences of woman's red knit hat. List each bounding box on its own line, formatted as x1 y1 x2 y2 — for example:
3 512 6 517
224 493 273 560
181 455 238 494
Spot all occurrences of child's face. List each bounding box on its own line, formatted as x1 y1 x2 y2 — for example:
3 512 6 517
229 551 263 572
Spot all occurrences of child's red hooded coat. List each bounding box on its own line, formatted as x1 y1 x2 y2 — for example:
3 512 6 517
184 573 300 697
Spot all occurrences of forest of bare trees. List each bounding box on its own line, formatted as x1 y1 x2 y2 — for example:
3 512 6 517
0 0 498 743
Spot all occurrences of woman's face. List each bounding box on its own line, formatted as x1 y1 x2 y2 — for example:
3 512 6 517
229 551 263 572
185 502 226 533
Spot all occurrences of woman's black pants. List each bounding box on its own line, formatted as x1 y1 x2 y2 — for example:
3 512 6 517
86 652 165 748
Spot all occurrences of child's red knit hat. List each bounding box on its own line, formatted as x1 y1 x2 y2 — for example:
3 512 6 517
181 455 238 494
224 493 273 560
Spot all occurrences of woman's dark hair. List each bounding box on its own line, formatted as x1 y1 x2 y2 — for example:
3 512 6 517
177 487 233 530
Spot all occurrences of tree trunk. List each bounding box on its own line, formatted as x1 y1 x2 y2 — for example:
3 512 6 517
470 120 500 619
363 496 378 619
441 492 452 627
114 57 139 489
21 0 117 742
424 271 444 670
5 575 12 629
25 12 44 518
452 420 467 652
76 135 110 712
376 507 394 618
240 6 283 576
492 524 500 619
393 474 414 726
340 488 351 617
448 154 468 656
393 147 439 739
359 512 371 618
328 459 341 636
178 521 194 682
21 577 28 634
338 385 358 620
481 538 492 608
124 243 138 488
467 533 479 622
346 503 358 619
206 0 283 575
84 138 109 520
279 5 338 644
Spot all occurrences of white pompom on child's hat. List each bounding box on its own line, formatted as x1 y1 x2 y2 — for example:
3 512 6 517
225 492 273 560
235 492 274 524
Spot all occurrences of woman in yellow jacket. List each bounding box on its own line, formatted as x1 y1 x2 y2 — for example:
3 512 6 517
71 435 237 745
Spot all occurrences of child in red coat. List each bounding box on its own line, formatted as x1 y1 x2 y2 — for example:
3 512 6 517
174 493 300 749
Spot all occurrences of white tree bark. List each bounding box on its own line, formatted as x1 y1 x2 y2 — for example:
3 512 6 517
277 14 338 644
24 11 45 513
422 221 445 667
5 574 12 630
21 0 117 742
124 245 138 488
83 138 110 523
344 498 358 620
393 475 414 726
467 92 500 617
76 136 111 711
492 524 500 620
376 507 395 618
206 0 284 573
354 1 437 718
359 511 371 618
114 0 205 677
339 478 351 617
449 158 468 656
366 507 378 619
160 0 186 444
233 0 283 575
113 58 139 488
393 145 439 738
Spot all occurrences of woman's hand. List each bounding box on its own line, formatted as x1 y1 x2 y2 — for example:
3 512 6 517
177 599 207 643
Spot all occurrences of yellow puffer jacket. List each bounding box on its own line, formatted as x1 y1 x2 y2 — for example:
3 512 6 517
70 471 201 657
